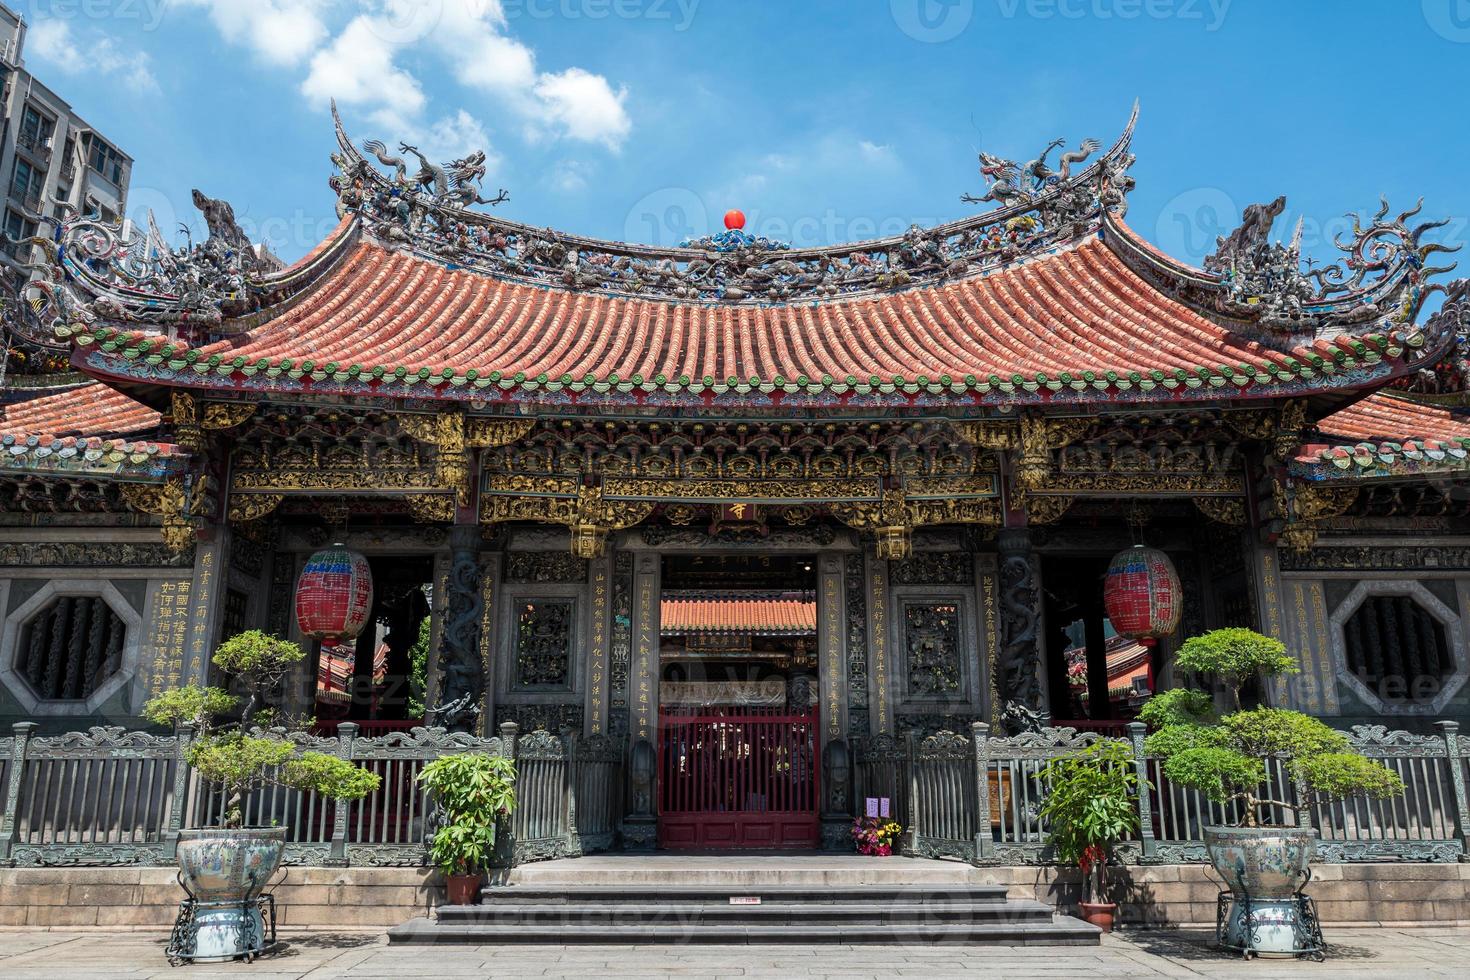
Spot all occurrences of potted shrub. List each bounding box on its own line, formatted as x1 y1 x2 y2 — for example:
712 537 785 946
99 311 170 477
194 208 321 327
144 631 380 963
1038 739 1144 932
417 752 517 905
1141 628 1405 957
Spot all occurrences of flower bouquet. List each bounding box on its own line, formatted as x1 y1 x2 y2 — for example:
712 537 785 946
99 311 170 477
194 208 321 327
851 816 903 856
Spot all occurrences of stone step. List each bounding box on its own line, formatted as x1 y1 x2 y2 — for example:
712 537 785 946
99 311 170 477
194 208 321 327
478 884 1013 905
506 855 992 888
436 900 1057 926
388 915 1101 946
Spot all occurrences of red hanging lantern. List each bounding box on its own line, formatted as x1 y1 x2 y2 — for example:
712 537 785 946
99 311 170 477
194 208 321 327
295 546 374 650
1103 545 1181 648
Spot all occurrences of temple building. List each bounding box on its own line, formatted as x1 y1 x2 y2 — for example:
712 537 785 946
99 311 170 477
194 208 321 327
1 104 1468 847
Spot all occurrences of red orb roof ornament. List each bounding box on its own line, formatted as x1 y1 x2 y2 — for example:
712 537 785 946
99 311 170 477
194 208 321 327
723 209 746 231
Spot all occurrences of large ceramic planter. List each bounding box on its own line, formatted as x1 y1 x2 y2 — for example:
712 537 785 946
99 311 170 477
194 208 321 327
1205 826 1316 957
173 827 288 963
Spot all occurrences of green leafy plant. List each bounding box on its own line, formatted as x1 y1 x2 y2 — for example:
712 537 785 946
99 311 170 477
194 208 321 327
143 630 381 828
1039 739 1145 904
1141 628 1404 828
406 615 431 719
417 753 518 876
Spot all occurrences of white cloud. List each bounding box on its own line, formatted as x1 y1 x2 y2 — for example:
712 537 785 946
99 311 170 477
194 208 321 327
534 69 631 151
547 160 593 194
301 16 425 132
172 0 330 67
858 140 898 165
176 0 631 151
27 19 159 94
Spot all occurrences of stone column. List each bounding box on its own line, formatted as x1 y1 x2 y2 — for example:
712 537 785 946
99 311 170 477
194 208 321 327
865 547 894 737
621 552 661 850
817 553 848 743
584 551 613 736
995 528 1046 734
432 524 484 732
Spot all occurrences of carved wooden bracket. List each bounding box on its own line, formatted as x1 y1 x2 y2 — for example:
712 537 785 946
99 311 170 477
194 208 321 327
228 492 284 523
120 480 195 554
400 412 535 505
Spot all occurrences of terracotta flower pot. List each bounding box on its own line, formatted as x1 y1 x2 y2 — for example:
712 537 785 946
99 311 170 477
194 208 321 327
445 873 482 905
1078 901 1117 932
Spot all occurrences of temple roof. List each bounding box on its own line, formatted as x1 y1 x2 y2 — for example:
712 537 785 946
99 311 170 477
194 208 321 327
1293 392 1470 483
0 383 177 480
660 596 817 636
23 104 1456 413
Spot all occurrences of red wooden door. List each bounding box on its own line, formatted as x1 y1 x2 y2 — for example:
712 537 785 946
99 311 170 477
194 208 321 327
657 706 820 849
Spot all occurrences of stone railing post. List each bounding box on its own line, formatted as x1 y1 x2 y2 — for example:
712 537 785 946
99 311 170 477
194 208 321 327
163 722 196 859
563 734 579 855
1126 722 1157 861
971 723 995 863
493 722 519 869
904 731 920 858
0 722 36 864
1437 721 1470 861
328 722 358 866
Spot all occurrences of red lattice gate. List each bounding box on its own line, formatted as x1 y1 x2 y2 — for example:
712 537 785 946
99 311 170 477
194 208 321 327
657 706 820 849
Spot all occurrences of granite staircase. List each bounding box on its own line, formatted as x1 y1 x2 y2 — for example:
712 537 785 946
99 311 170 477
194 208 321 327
388 855 1100 946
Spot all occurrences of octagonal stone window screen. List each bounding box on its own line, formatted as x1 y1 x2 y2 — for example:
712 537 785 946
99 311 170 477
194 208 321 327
1342 594 1454 708
13 594 128 701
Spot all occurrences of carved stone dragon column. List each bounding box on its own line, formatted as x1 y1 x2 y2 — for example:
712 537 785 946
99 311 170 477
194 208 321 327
431 524 484 732
995 528 1047 734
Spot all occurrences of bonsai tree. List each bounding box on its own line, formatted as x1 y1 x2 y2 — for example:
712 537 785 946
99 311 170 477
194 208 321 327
417 753 518 880
1140 627 1403 827
143 630 380 828
1039 739 1144 907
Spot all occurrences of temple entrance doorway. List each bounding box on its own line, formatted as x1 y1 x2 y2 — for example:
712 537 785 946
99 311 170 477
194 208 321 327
655 554 820 849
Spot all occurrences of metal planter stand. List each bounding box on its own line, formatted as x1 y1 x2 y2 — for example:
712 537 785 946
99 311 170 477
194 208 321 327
164 869 279 966
1214 885 1325 961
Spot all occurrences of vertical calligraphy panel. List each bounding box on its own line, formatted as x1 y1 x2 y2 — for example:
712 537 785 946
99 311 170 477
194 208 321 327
817 554 847 741
631 553 660 745
586 553 611 736
866 550 892 736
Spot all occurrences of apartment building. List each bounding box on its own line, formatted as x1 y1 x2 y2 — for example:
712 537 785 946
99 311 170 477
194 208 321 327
0 5 132 280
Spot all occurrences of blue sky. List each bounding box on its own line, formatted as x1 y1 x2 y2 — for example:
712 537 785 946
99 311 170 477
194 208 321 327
18 0 1470 276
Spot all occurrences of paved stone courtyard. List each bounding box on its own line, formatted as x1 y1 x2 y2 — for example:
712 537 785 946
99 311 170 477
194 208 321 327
2 927 1470 979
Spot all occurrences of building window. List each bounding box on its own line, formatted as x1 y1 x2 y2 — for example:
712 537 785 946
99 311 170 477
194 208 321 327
12 595 127 701
10 158 42 208
86 137 127 186
1343 595 1453 706
513 600 574 689
2 209 36 259
17 105 54 154
902 601 962 697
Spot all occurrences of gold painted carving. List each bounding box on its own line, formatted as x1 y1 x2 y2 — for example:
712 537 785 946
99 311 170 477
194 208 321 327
228 493 284 523
1018 415 1093 490
952 420 1019 451
601 478 881 503
121 480 195 555
1278 484 1359 552
201 403 258 432
171 391 203 453
1195 497 1249 526
467 418 537 447
1275 400 1309 460
1024 496 1074 525
407 494 457 523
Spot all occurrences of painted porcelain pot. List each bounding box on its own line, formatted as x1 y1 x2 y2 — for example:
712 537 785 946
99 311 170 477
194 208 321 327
1205 826 1316 958
173 827 287 963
